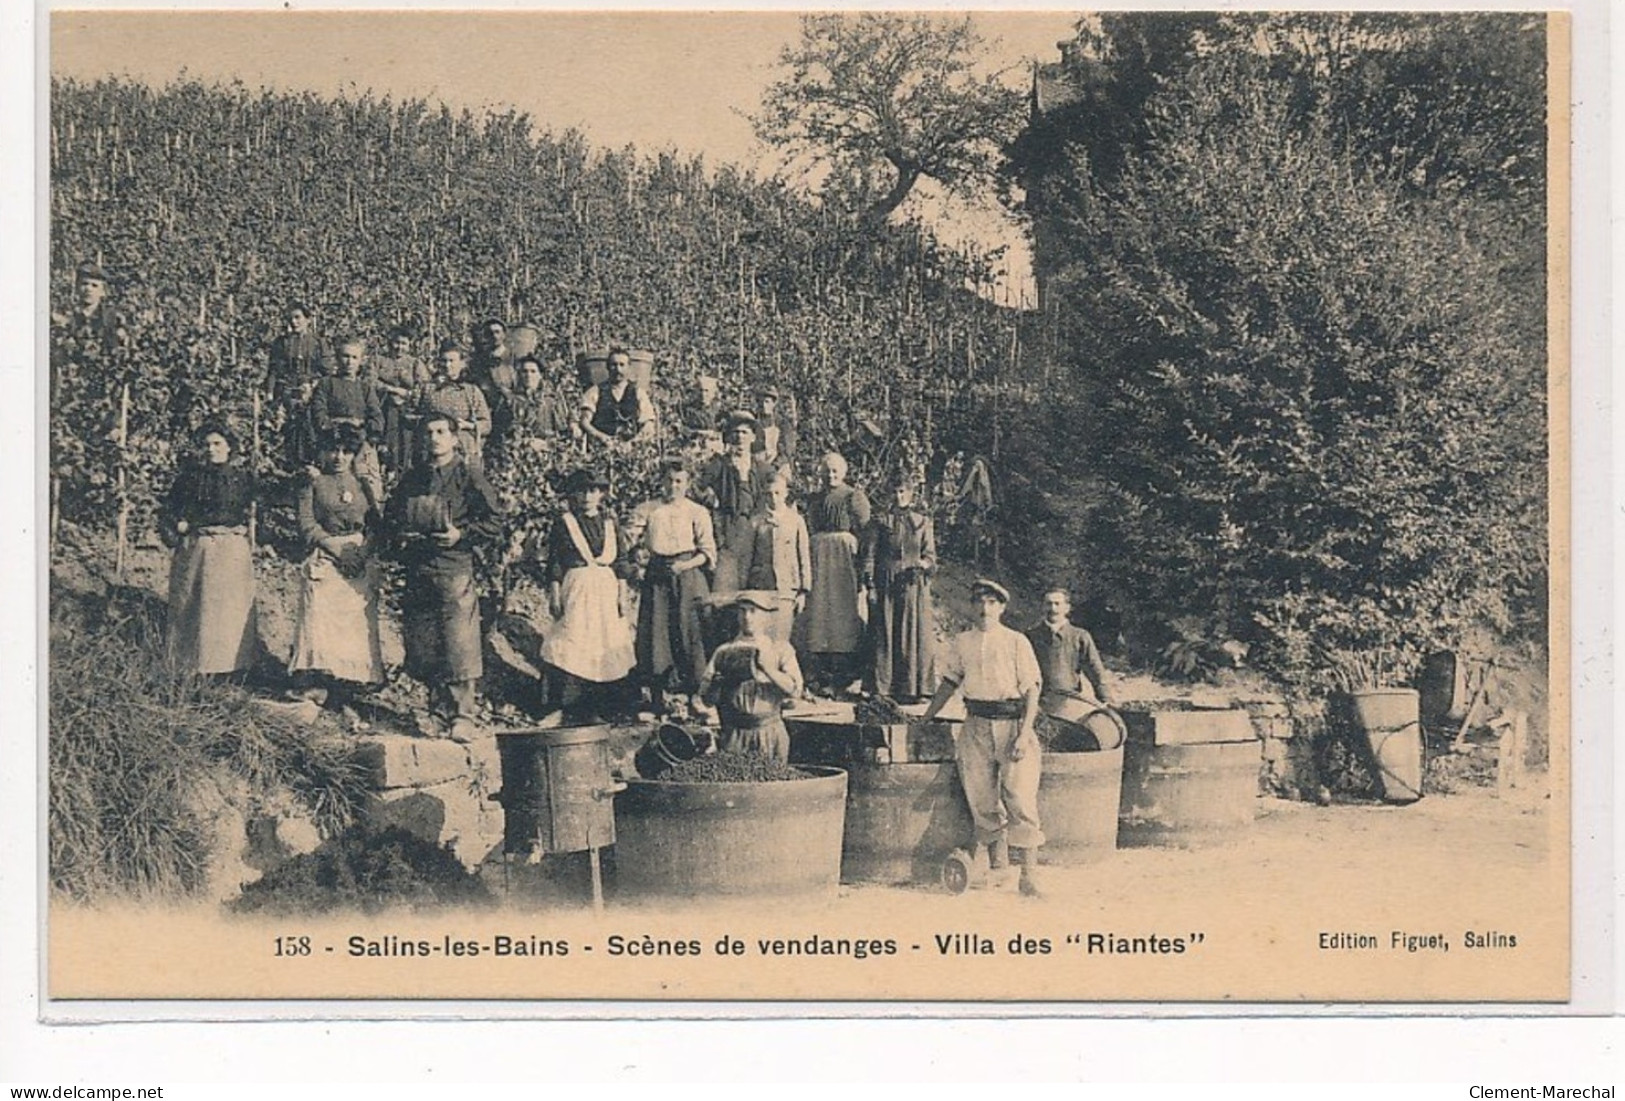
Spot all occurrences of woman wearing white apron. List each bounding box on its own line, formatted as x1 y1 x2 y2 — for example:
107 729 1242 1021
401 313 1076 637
539 468 636 721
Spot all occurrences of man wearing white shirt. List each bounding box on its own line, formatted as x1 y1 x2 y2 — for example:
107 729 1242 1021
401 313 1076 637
921 578 1046 896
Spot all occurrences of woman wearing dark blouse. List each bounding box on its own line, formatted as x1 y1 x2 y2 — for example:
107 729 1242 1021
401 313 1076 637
799 451 872 694
288 424 384 698
866 476 938 702
162 423 258 676
538 468 636 719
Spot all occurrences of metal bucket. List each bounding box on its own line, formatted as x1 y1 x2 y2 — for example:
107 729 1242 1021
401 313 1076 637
494 725 619 856
840 763 972 884
1037 745 1125 863
632 722 712 779
1118 735 1260 847
613 766 847 898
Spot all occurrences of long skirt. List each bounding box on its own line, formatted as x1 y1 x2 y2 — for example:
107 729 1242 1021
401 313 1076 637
288 534 383 685
540 564 635 683
636 564 710 692
872 573 935 700
800 532 863 654
402 558 483 687
167 531 257 675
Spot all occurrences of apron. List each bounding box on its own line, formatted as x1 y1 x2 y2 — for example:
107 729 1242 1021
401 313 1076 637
540 512 636 683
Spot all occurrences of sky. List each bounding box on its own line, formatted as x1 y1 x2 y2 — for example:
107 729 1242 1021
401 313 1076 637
51 9 1084 291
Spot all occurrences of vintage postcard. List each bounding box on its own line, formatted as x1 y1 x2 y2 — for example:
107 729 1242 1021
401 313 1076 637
40 6 1573 1008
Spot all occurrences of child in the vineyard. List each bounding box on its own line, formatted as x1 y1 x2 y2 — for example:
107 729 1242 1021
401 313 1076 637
698 591 804 762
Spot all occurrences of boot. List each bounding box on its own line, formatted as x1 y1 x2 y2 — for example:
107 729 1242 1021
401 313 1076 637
1015 847 1044 898
987 838 1017 889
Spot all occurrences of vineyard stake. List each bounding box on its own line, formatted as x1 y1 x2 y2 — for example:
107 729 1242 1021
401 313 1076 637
114 382 130 585
249 389 261 548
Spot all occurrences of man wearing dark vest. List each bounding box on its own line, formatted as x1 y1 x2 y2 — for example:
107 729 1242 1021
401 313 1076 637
579 345 654 445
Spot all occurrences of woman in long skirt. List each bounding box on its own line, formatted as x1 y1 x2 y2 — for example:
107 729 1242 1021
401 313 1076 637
162 422 258 677
538 467 636 720
867 476 937 702
798 451 872 695
288 424 384 703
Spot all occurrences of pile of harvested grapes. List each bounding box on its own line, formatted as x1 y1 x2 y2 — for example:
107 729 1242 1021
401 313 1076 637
1036 713 1096 752
853 696 909 725
660 753 808 783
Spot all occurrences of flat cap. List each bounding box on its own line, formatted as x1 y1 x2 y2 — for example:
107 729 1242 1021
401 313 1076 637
733 590 782 611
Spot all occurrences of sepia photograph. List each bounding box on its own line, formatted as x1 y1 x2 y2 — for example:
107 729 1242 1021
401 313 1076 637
40 6 1570 1006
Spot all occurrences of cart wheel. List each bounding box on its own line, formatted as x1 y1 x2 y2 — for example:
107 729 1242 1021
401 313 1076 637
941 850 974 895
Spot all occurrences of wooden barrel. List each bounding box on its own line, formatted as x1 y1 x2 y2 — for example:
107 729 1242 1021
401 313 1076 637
494 726 617 856
577 349 609 388
1037 746 1124 863
840 763 972 884
507 324 540 359
626 348 656 388
1349 688 1423 804
1118 709 1259 847
1418 651 1469 728
613 767 847 898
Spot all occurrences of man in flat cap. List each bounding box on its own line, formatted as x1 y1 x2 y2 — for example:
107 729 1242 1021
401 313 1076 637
698 409 775 596
698 590 804 762
921 578 1047 896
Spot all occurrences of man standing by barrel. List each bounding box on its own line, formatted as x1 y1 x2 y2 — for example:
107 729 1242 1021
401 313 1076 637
921 578 1046 897
1026 588 1117 706
580 345 655 445
385 412 504 743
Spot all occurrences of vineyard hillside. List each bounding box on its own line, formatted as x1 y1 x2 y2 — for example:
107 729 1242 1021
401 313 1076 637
50 77 1035 553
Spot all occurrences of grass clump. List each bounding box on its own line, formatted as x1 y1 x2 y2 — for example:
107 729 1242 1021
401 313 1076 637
49 590 372 902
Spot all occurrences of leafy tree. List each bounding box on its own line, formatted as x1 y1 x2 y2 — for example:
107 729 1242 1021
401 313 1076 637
1004 34 1546 691
754 13 1027 222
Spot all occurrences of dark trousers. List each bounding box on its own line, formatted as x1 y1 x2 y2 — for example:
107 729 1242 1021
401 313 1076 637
402 557 483 720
